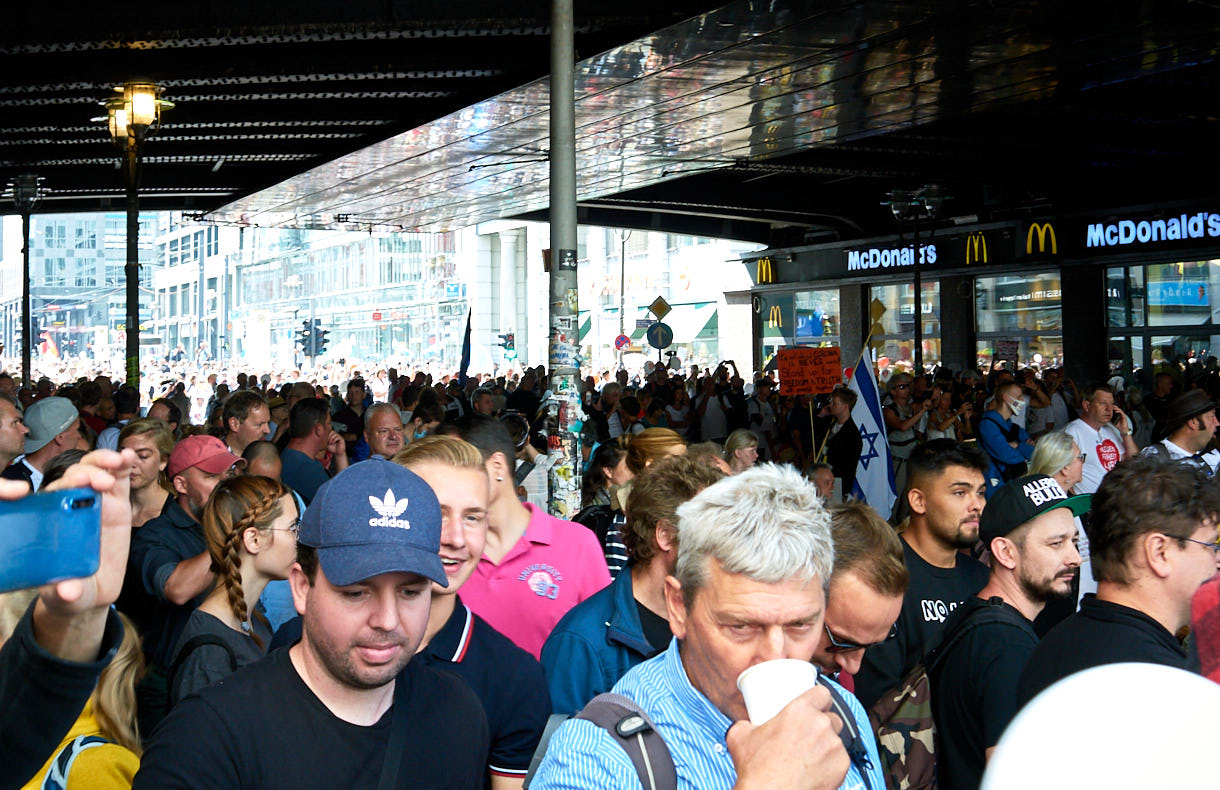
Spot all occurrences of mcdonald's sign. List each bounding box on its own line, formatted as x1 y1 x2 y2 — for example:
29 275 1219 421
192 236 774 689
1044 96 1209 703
1026 222 1058 255
756 257 774 284
965 232 988 265
768 305 783 328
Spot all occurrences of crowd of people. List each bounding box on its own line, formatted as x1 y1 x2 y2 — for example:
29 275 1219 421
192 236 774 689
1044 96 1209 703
1 353 1219 790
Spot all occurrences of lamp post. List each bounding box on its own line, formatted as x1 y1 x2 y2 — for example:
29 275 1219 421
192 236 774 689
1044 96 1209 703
885 185 945 374
99 81 172 387
9 174 44 387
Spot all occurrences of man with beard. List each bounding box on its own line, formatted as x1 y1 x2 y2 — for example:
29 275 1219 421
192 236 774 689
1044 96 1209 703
853 439 991 709
928 474 1087 790
126 435 246 728
134 459 488 789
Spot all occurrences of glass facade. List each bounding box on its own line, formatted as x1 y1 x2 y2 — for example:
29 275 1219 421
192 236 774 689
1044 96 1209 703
1106 259 1220 374
975 272 1063 369
870 282 940 371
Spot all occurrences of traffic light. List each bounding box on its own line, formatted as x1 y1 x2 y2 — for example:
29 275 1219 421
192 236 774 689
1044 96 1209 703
297 320 314 357
498 332 516 359
313 318 330 356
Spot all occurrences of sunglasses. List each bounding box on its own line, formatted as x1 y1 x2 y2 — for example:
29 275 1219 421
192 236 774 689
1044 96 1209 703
824 622 897 653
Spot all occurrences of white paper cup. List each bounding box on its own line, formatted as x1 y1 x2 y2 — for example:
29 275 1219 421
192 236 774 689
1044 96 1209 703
736 659 819 725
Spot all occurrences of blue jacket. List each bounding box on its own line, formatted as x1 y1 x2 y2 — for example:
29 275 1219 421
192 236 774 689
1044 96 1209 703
978 410 1035 495
540 567 659 714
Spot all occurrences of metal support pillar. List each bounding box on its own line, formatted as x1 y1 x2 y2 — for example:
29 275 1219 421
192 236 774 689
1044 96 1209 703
546 0 581 518
124 138 142 388
20 212 31 386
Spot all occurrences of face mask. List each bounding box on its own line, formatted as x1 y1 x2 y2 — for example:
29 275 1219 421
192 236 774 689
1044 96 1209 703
1006 395 1025 416
414 428 428 440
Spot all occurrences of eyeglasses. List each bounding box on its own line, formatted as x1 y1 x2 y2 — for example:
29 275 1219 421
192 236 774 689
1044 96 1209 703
1076 453 1087 462
824 623 897 653
270 516 301 539
1180 536 1220 556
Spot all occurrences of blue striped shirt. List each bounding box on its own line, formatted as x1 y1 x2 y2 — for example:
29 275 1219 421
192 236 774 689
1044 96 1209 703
531 638 885 790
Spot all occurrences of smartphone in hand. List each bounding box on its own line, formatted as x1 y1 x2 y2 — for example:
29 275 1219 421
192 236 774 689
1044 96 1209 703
0 488 102 594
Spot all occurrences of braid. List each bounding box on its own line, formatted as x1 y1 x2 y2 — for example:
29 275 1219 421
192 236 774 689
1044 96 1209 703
203 476 290 651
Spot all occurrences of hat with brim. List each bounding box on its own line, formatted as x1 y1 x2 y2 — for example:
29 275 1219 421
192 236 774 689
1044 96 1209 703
1164 390 1217 435
981 474 1091 544
299 458 447 587
23 397 78 455
167 434 246 479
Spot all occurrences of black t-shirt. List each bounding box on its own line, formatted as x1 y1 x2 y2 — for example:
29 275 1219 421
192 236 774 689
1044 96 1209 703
854 537 990 709
1017 595 1188 707
133 647 489 789
635 600 672 653
417 601 551 783
929 597 1039 790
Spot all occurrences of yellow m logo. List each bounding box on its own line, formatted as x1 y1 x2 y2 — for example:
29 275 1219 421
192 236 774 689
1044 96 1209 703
768 305 783 328
756 257 774 284
965 232 988 264
1026 223 1057 255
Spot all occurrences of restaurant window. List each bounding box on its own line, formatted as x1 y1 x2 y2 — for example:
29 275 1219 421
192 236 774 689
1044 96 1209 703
975 272 1062 369
793 288 839 347
870 282 940 373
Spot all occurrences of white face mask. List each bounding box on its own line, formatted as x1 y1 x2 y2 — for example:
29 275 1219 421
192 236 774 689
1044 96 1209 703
1006 395 1025 416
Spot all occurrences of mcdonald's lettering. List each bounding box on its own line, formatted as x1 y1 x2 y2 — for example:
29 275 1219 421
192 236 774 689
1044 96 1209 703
1086 212 1220 248
965 232 988 264
768 305 783 328
845 244 937 271
756 257 774 283
1026 222 1058 255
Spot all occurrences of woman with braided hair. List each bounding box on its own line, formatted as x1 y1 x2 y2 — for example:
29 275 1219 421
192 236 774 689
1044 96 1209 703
166 475 299 705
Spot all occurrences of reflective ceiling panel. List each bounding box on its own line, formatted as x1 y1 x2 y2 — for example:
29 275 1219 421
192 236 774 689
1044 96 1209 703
207 0 1220 232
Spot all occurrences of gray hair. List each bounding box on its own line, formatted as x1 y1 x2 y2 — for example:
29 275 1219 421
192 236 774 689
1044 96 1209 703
674 463 834 605
1029 430 1077 477
364 402 403 426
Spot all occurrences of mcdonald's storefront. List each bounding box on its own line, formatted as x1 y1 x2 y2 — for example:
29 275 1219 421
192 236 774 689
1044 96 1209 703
743 200 1220 383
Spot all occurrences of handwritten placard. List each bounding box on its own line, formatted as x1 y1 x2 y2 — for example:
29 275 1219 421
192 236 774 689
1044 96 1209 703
995 339 1020 368
778 347 842 395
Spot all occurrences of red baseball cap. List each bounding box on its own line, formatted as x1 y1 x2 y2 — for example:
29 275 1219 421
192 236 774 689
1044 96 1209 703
167 435 245 479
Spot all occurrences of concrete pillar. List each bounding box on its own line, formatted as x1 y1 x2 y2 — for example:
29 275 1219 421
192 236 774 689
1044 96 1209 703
499 229 519 336
839 283 865 369
938 274 976 375
1061 265 1106 384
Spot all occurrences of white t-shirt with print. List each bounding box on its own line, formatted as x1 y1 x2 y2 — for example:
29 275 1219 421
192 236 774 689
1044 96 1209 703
1064 418 1125 495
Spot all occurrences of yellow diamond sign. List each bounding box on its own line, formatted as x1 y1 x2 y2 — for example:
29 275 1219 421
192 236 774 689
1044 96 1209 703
648 296 671 320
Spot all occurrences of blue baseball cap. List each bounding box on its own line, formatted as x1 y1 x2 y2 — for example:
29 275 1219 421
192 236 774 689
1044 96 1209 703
298 458 447 587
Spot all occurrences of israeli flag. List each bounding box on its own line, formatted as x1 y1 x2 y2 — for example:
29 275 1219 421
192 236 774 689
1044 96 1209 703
848 356 897 516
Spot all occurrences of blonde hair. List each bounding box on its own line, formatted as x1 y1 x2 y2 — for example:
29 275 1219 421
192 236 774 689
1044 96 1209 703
723 429 759 460
624 427 686 474
119 417 176 493
201 476 290 649
92 612 145 756
392 435 485 472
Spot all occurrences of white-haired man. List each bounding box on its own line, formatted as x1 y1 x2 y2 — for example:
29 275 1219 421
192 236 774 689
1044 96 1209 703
532 464 884 790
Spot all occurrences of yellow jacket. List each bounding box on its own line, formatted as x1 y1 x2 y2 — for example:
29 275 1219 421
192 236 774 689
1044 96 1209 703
20 698 139 790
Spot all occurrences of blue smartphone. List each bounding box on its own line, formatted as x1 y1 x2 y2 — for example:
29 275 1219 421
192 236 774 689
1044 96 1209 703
0 488 102 594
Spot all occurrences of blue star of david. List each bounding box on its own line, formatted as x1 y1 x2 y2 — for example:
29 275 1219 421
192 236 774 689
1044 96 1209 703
858 423 880 470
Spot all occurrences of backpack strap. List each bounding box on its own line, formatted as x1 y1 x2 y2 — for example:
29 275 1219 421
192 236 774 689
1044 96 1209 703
522 694 677 790
41 735 112 790
819 677 875 790
577 693 677 790
167 634 240 706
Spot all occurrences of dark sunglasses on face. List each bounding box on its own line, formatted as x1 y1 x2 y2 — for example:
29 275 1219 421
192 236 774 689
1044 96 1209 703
824 622 898 653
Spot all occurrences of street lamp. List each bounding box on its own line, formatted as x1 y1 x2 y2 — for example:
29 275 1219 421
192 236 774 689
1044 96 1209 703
8 173 44 387
97 81 173 387
884 185 946 374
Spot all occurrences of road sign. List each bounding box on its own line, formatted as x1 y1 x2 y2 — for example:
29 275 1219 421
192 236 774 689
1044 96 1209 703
635 318 653 330
615 334 631 350
646 322 673 350
648 296 671 320
372 311 382 321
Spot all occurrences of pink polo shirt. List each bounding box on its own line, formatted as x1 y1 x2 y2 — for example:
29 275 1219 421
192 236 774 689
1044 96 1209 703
460 503 611 659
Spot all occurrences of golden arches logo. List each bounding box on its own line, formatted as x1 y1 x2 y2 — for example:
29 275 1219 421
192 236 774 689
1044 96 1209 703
768 305 783 328
1026 222 1058 255
756 257 774 284
965 232 988 265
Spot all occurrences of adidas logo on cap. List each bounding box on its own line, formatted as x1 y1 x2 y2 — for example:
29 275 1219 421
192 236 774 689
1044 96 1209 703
368 489 412 530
